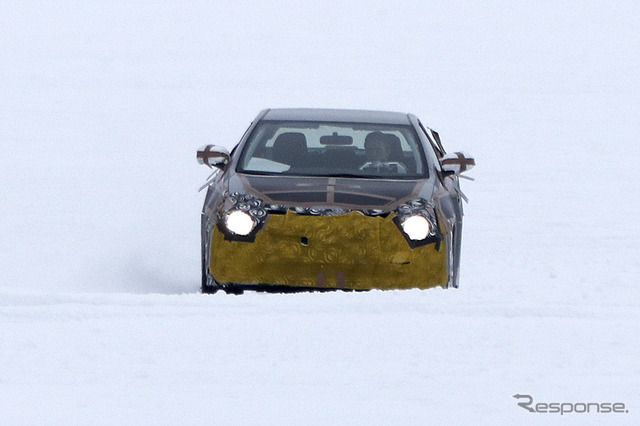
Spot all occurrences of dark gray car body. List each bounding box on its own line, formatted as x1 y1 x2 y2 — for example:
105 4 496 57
198 108 471 293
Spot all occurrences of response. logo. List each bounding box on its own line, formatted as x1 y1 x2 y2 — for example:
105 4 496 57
513 394 629 415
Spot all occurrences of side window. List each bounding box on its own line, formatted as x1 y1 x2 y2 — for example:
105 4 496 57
418 120 446 158
430 129 447 156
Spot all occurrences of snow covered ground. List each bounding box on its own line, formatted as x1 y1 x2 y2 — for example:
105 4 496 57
1 1 639 424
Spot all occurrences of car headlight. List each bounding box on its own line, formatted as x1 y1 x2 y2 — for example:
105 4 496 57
393 199 442 248
224 210 256 236
219 193 268 241
401 215 431 240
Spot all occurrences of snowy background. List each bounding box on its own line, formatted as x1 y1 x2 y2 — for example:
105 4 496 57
1 1 639 424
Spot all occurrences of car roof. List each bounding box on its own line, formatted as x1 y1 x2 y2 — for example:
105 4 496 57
261 108 411 125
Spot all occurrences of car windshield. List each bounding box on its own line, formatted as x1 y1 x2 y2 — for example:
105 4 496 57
237 121 428 179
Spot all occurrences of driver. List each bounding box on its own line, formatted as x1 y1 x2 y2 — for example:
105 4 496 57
360 131 407 174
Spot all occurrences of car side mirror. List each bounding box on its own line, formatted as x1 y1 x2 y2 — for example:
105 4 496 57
197 145 230 170
441 152 475 175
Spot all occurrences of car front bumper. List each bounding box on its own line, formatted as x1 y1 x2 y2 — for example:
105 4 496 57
210 210 448 290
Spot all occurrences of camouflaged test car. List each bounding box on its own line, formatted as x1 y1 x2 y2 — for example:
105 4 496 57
197 108 474 294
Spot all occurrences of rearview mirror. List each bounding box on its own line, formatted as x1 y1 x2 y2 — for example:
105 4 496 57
441 152 475 175
197 145 230 170
320 132 353 145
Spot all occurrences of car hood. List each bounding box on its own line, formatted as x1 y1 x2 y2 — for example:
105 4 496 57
228 173 433 211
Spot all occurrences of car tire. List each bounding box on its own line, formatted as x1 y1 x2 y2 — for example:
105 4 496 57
201 281 219 294
201 250 221 294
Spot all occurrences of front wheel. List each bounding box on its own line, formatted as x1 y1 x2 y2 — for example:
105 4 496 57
201 281 219 294
201 254 221 294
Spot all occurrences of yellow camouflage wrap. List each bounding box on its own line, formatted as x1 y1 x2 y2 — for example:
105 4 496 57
210 211 448 289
